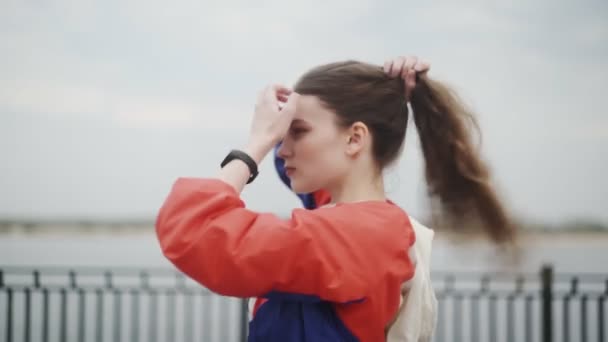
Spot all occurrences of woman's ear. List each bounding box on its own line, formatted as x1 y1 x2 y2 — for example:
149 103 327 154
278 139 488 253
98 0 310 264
345 121 369 157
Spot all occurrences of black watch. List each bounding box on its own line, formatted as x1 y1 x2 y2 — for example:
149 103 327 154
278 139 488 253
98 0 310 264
220 149 259 184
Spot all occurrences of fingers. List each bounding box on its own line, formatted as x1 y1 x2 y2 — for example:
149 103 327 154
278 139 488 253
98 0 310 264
389 57 405 78
384 55 430 76
404 70 416 100
385 56 414 78
401 56 418 79
277 86 292 103
414 60 431 73
281 92 299 115
262 84 292 104
273 84 293 95
383 55 431 100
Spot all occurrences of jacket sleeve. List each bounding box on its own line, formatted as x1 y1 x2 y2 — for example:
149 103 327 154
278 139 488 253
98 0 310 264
155 177 413 302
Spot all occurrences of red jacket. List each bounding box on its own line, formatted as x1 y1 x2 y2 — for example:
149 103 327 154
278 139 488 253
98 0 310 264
156 178 416 341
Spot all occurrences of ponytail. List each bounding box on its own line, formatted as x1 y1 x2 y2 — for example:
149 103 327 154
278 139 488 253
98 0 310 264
409 76 515 243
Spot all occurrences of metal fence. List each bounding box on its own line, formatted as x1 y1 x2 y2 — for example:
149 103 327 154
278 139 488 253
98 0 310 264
432 266 607 342
1 265 606 342
0 267 245 342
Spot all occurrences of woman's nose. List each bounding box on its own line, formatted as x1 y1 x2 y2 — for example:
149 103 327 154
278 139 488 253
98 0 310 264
277 140 293 159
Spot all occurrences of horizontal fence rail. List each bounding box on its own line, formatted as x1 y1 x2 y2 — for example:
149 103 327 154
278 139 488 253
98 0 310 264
0 265 606 342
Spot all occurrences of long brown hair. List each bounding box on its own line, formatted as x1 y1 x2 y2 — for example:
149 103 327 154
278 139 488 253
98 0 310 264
294 61 515 243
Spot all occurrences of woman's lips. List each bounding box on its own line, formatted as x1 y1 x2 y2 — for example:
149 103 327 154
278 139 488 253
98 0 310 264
285 167 296 176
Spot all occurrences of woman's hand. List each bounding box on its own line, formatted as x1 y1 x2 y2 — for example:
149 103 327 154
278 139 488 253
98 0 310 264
246 84 299 164
383 56 430 100
219 85 298 193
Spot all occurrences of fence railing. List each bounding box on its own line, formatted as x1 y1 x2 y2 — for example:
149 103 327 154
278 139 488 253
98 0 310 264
0 267 244 342
432 266 607 342
1 265 606 342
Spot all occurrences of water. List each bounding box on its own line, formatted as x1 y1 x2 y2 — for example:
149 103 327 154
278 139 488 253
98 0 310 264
1 228 607 273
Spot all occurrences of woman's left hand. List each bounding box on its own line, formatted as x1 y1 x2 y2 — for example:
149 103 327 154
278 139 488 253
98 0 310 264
383 55 430 100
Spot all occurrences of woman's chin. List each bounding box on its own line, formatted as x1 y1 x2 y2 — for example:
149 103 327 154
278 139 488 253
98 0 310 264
290 179 313 194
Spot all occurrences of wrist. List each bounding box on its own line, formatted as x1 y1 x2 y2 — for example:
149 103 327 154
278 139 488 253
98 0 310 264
243 139 273 164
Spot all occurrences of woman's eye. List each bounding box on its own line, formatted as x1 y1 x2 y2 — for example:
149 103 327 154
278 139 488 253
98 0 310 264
290 128 307 136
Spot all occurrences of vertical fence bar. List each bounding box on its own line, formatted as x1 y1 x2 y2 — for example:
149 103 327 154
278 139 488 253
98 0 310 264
541 265 553 342
24 287 31 342
512 275 524 342
563 295 570 342
507 295 515 342
185 291 194 342
131 289 140 342
240 298 249 342
95 288 104 342
202 293 212 341
149 290 158 342
114 290 122 342
599 296 605 342
0 271 4 342
6 288 13 342
42 288 49 342
60 288 68 342
565 277 578 342
525 295 533 342
471 294 480 342
454 294 463 342
78 288 86 342
69 270 77 288
166 290 176 342
580 295 588 342
489 294 497 342
33 271 40 289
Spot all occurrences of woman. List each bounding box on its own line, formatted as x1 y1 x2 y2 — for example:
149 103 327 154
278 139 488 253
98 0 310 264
156 56 514 341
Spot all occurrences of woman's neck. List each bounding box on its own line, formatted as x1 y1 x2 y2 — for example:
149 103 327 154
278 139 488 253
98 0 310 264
328 170 386 204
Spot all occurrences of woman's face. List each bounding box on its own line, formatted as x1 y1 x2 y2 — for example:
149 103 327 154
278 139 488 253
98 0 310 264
277 95 350 194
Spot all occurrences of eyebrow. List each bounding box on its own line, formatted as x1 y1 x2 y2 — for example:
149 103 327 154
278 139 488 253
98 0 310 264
291 119 310 127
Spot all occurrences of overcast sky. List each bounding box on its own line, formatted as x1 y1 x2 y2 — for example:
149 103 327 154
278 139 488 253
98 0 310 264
1 0 606 225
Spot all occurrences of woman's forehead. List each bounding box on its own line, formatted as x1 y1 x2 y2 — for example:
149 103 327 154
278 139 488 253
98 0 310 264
293 95 333 122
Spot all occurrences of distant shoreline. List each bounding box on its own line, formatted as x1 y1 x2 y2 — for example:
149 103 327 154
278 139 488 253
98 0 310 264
0 221 156 236
1 221 607 242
